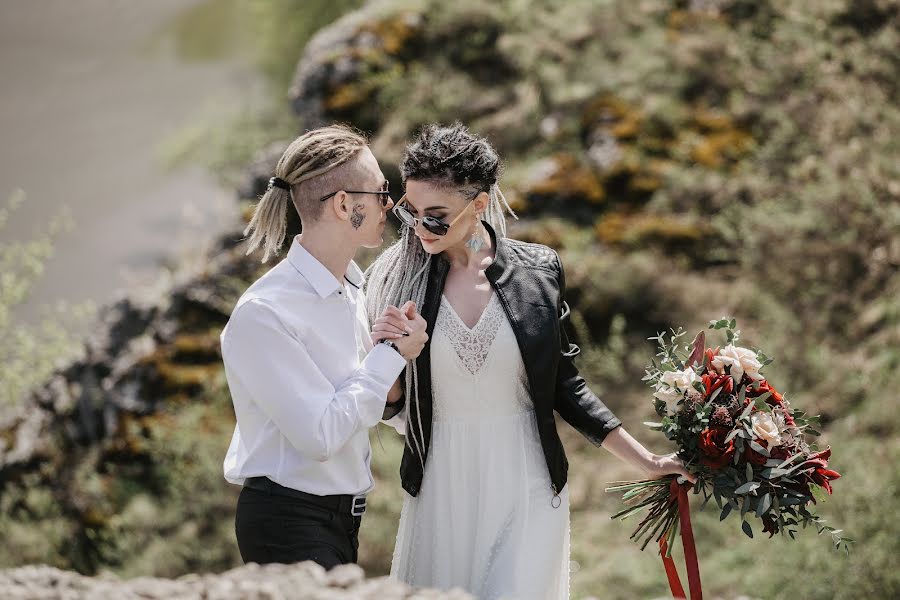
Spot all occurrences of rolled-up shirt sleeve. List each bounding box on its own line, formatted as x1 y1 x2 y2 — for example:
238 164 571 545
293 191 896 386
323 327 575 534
221 299 407 462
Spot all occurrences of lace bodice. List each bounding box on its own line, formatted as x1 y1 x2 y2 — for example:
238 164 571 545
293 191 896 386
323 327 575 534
437 294 505 375
430 294 532 420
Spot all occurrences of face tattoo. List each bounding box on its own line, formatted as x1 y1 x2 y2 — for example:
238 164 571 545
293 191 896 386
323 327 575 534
350 202 366 230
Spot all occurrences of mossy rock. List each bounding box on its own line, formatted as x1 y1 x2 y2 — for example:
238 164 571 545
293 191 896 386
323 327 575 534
595 211 713 260
506 218 594 251
690 128 754 169
169 331 222 364
666 8 727 35
522 153 605 217
581 95 644 142
291 9 426 131
359 11 424 56
134 331 222 396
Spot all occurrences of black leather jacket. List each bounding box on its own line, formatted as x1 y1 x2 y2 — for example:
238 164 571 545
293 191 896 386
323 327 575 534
397 222 621 498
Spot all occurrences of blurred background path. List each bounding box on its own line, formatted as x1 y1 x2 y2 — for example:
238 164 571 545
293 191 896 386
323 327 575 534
0 0 263 323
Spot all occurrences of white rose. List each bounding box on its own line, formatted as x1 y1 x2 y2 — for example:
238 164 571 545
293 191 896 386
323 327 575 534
653 385 681 410
654 366 701 412
661 366 701 395
711 345 763 381
750 412 783 447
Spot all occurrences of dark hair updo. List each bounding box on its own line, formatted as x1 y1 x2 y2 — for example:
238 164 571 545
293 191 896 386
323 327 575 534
400 122 501 193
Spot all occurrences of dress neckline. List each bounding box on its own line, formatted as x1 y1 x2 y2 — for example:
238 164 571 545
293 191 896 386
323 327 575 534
440 293 497 332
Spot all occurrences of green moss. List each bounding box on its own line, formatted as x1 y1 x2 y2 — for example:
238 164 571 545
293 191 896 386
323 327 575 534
524 153 605 212
595 211 711 252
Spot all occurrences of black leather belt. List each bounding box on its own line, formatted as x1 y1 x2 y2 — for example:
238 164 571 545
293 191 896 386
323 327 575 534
243 476 366 516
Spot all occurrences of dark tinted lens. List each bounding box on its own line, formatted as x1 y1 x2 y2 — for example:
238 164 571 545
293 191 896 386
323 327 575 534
422 217 449 236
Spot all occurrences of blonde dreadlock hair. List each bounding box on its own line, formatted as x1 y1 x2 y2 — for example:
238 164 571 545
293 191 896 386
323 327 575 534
365 123 516 467
244 124 368 262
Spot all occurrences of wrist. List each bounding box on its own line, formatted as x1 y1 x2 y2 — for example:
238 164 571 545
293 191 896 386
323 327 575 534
640 453 663 475
378 338 401 356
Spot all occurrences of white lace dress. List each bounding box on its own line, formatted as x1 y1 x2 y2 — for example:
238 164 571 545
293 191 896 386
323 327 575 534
390 294 570 600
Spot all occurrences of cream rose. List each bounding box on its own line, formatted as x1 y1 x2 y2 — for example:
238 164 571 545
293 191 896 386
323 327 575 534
653 385 681 410
661 366 701 393
654 366 701 412
750 412 783 447
711 345 763 381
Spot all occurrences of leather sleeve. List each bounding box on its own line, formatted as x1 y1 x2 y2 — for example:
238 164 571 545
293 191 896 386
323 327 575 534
552 252 622 446
382 394 406 420
381 367 407 420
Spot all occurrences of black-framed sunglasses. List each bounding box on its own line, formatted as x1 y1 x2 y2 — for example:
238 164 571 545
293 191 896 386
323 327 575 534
319 185 392 207
392 194 475 236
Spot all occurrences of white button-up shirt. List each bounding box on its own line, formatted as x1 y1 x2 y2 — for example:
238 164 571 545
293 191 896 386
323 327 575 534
221 238 406 496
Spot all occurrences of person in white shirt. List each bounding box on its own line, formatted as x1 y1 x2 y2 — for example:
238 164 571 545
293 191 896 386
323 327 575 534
220 125 428 569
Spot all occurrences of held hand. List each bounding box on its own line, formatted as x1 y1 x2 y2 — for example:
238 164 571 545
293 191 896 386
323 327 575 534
646 452 697 485
392 302 428 361
371 304 415 344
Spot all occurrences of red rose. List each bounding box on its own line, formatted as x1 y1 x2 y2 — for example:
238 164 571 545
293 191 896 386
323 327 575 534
769 445 791 461
801 447 840 494
748 379 784 405
698 426 736 469
743 443 768 466
806 447 831 465
704 347 720 368
811 467 841 494
703 372 734 398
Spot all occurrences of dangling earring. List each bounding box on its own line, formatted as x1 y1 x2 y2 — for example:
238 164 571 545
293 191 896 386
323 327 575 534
466 217 484 252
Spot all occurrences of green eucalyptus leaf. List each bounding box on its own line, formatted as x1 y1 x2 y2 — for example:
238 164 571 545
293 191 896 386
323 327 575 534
757 493 772 517
735 481 761 495
749 440 770 456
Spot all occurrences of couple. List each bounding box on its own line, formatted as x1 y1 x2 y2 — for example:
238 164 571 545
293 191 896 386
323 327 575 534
221 123 693 599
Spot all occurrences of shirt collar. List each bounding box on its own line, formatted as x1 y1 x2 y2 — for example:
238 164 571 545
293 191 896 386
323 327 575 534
287 237 366 298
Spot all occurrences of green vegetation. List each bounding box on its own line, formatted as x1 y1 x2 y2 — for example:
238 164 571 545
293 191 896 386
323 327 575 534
0 191 89 408
158 0 364 186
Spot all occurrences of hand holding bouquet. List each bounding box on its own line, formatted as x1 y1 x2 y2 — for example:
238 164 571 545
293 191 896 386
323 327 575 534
608 319 850 597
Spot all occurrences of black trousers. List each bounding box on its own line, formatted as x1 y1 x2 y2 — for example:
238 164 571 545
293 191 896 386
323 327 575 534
235 485 362 569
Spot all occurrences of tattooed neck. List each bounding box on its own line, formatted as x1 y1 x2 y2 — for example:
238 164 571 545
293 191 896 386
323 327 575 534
350 203 366 230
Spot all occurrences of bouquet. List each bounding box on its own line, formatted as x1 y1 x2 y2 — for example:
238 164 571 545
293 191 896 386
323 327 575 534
607 319 850 597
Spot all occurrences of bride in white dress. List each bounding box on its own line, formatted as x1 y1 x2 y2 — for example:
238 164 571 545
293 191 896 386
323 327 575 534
392 292 570 598
366 124 694 600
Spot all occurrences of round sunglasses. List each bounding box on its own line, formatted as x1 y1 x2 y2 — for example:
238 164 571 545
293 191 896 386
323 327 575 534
392 194 476 236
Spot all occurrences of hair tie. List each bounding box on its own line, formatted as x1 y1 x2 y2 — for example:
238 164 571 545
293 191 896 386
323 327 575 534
267 176 291 192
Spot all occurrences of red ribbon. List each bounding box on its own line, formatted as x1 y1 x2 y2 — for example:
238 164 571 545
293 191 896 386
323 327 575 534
658 480 702 600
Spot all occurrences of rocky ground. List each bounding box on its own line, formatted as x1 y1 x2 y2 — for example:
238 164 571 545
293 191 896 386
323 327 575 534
0 562 473 599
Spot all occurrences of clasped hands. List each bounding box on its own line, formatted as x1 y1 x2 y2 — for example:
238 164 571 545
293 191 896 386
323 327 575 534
371 301 428 361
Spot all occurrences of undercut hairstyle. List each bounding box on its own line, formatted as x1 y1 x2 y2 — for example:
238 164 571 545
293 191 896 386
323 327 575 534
243 124 368 262
365 122 516 467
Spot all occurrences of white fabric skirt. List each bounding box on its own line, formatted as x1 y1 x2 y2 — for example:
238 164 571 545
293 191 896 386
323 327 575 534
390 410 570 600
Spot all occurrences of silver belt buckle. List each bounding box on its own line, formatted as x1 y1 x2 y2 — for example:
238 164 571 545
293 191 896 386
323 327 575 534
351 495 366 516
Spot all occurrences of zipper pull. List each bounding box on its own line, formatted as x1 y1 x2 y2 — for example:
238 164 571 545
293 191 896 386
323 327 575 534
550 484 561 509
